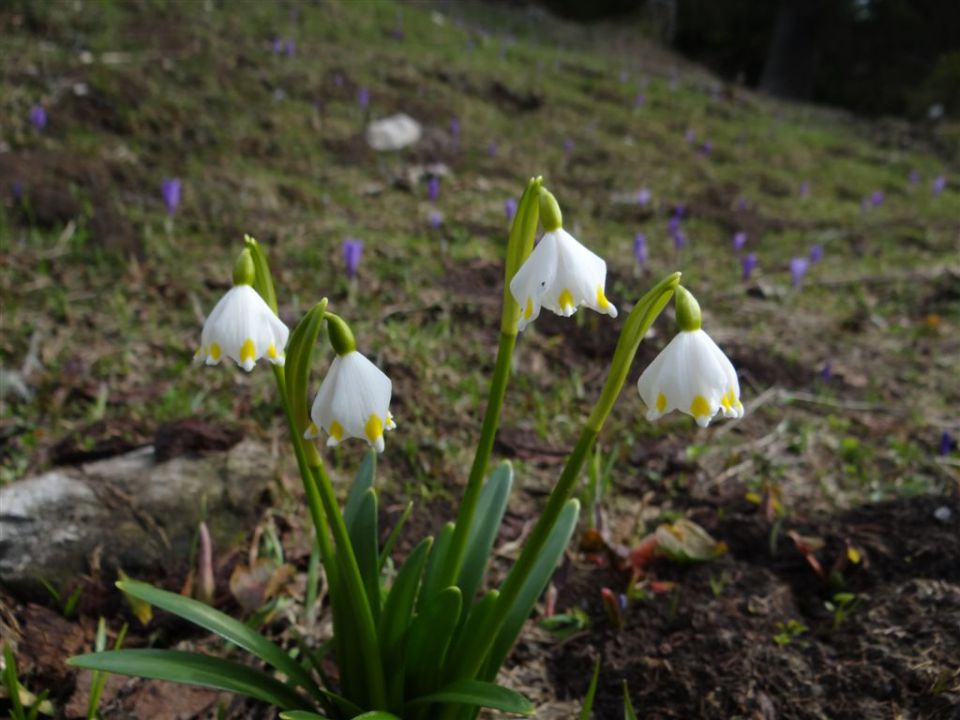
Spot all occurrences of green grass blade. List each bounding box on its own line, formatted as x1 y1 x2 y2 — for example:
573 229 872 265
68 650 313 710
578 657 601 720
484 500 580 679
115 580 318 698
623 680 637 720
348 488 381 622
407 680 533 715
3 643 26 720
404 586 462 700
344 451 376 532
457 462 512 605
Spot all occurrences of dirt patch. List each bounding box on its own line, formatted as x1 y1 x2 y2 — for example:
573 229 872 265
546 495 960 719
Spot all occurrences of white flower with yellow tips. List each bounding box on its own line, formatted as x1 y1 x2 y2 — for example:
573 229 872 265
196 251 289 371
304 350 395 452
637 287 743 428
509 188 617 332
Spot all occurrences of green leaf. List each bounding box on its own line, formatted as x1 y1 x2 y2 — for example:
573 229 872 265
243 234 278 313
444 589 499 682
404 586 462 699
114 581 318 698
279 713 328 720
349 488 381 622
623 680 637 720
284 301 328 435
457 463 512 606
344 451 376 532
3 643 26 720
578 657 601 720
68 650 312 710
379 536 432 708
485 500 580 678
379 500 413 571
408 680 533 715
418 521 455 611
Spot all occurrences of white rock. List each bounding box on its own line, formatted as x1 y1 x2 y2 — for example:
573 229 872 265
365 113 422 151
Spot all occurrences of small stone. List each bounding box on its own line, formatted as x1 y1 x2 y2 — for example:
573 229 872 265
365 113 422 151
933 505 952 523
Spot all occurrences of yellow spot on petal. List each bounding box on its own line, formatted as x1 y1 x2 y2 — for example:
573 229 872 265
307 422 319 437
329 421 344 441
690 395 711 419
524 297 534 320
596 286 610 310
558 288 574 311
240 339 256 364
210 343 221 361
365 415 384 444
267 342 278 360
656 392 667 413
721 390 733 410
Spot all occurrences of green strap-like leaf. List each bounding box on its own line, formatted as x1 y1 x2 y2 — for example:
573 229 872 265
457 463 512 606
418 521 455 611
379 536 432 709
623 680 637 720
68 650 313 710
444 590 499 682
484 500 580 679
407 680 533 715
379 500 413 571
404 586 462 699
345 451 376 532
578 657 601 720
115 581 318 698
349 488 381 622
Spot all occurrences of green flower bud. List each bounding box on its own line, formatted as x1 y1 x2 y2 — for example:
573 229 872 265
539 187 563 232
675 286 702 332
232 248 256 286
325 312 357 355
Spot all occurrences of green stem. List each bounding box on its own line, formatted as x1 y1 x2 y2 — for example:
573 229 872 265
272 366 387 709
455 272 681 680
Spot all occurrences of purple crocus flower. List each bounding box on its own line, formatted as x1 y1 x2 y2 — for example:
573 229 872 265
672 229 687 251
700 140 712 156
161 177 181 215
870 190 884 207
939 430 953 456
799 180 810 199
908 169 919 186
820 361 832 382
334 73 344 87
12 179 23 200
285 38 296 57
272 37 283 54
809 244 823 263
789 257 809 288
667 216 681 236
429 210 442 229
732 231 747 253
450 117 460 144
932 175 947 196
737 196 748 211
426 176 440 202
634 93 645 109
636 187 652 206
29 105 47 130
741 253 758 282
685 128 696 144
505 197 518 223
633 232 648 266
563 137 574 155
673 203 686 219
357 87 370 109
619 70 629 83
343 237 363 278
487 141 498 157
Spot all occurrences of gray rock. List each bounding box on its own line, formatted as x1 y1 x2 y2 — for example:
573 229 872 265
365 113 422 151
0 440 271 599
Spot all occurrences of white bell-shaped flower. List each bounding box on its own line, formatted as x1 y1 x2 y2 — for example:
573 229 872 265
195 255 289 371
305 350 395 452
637 287 743 428
508 189 616 332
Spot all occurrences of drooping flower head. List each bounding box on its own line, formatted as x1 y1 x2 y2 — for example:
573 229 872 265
195 248 289 371
637 286 743 428
305 314 395 453
509 188 617 332
732 231 747 253
741 253 758 282
29 105 47 130
790 257 809 288
342 237 363 278
633 232 648 267
161 177 181 215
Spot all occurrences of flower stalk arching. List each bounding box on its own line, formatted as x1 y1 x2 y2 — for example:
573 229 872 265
453 271 682 682
437 176 542 593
